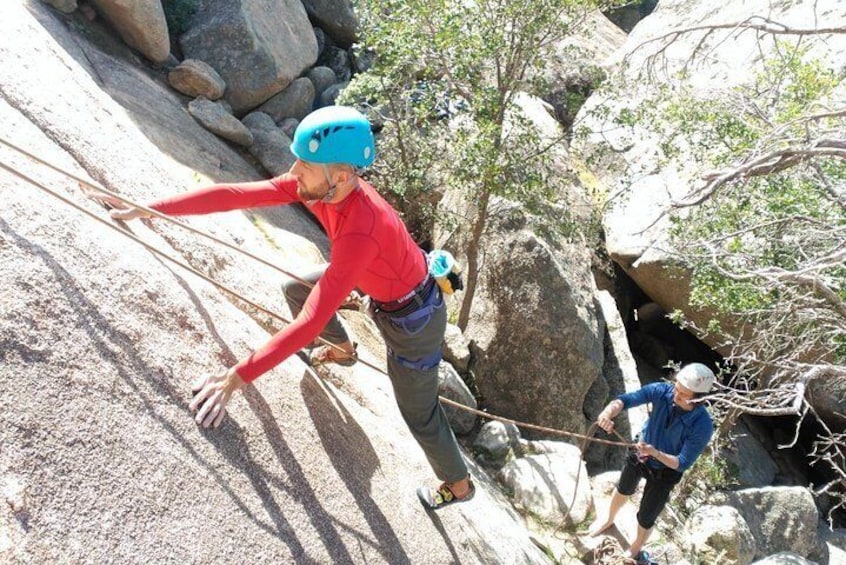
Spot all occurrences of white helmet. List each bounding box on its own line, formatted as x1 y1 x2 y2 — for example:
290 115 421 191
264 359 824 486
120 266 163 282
676 363 716 393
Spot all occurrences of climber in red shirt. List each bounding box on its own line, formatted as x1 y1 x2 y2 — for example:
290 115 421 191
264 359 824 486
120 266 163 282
90 106 473 510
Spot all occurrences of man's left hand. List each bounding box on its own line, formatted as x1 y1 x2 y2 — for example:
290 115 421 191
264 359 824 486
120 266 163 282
636 442 658 459
190 368 245 428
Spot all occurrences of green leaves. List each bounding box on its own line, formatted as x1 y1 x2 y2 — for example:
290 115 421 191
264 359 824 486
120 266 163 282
348 0 621 325
348 0 610 233
597 32 846 374
762 43 838 121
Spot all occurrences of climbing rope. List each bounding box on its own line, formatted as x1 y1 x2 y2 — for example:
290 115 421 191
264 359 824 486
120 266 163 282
439 398 630 448
593 537 637 565
0 137 634 454
0 136 318 291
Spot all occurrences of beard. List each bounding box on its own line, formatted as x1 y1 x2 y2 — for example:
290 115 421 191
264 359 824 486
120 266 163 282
297 180 329 202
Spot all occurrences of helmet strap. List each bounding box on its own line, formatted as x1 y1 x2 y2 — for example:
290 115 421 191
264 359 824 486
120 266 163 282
320 165 338 203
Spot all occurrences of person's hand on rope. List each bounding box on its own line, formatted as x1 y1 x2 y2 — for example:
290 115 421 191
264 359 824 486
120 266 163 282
596 399 623 433
635 441 658 460
80 183 152 221
189 368 245 428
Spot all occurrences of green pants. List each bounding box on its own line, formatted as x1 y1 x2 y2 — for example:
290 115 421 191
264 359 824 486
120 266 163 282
372 290 468 483
284 267 468 482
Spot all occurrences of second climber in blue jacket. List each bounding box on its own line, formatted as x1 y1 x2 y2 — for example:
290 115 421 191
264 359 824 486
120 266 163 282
589 363 716 562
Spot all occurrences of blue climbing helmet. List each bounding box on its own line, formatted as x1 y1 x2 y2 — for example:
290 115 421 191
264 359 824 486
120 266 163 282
290 106 376 168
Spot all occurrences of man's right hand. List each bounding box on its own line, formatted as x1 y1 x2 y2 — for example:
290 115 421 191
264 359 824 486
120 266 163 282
596 399 623 433
190 369 245 428
596 411 615 433
81 184 153 221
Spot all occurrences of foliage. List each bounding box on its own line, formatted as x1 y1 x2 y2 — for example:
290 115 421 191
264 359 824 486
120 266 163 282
586 38 845 383
588 27 846 521
665 44 845 377
343 0 618 328
162 0 199 37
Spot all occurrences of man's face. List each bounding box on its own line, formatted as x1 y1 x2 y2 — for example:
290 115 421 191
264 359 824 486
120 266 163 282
289 159 330 201
673 381 696 408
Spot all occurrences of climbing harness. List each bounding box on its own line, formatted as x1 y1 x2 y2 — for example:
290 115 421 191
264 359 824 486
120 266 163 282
370 273 436 314
0 135 635 453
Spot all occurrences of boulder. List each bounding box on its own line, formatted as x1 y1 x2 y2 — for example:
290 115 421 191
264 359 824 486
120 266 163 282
722 487 820 559
807 376 846 428
179 0 318 114
497 450 593 526
573 0 846 365
819 527 846 565
750 553 816 565
429 92 603 461
473 420 521 468
319 82 348 107
526 439 578 457
461 203 604 443
313 26 326 58
300 0 359 48
589 470 623 500
168 59 226 100
537 10 626 127
684 505 756 565
307 66 337 100
90 0 169 64
278 118 299 138
318 45 352 83
722 419 777 488
256 78 315 122
586 289 645 471
241 111 296 176
437 362 477 434
443 323 471 372
187 98 254 147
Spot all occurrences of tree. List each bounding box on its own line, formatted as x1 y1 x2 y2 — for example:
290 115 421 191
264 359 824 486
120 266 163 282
342 0 615 329
590 16 846 522
669 43 846 522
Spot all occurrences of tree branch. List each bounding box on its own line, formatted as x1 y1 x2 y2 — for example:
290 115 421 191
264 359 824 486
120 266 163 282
676 141 846 208
629 15 846 63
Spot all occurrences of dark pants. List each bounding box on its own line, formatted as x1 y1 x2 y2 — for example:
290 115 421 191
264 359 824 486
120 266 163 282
617 450 683 529
283 266 468 483
283 267 351 346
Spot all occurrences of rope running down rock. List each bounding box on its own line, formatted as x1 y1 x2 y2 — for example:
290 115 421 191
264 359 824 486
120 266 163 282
0 137 633 451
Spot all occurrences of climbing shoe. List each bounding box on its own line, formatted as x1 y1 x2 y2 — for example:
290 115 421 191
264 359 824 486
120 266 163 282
634 550 658 565
308 342 358 367
416 479 475 510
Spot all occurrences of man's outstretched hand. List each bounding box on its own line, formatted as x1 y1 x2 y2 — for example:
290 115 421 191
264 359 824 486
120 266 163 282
190 369 246 428
81 183 153 221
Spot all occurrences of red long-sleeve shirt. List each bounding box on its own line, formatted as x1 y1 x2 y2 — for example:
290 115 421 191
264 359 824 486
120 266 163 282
150 175 426 382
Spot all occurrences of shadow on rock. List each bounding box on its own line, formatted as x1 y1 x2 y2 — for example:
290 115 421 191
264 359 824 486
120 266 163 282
300 371 413 565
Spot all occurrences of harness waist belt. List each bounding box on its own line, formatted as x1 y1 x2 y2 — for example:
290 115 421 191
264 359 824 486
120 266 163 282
374 275 435 313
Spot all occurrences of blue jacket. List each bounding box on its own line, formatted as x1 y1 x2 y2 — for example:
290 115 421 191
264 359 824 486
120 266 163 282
618 381 713 472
